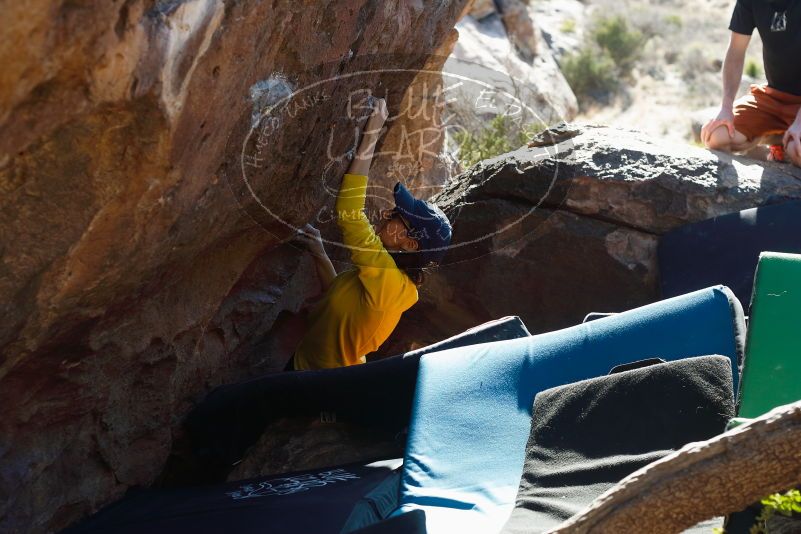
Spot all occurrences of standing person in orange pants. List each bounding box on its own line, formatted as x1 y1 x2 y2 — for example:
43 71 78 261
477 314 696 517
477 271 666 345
287 97 452 371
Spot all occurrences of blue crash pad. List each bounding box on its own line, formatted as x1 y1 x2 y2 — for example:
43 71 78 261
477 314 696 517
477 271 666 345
394 286 746 533
658 200 801 308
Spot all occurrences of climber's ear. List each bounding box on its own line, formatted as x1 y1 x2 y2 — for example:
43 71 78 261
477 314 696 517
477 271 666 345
400 237 419 252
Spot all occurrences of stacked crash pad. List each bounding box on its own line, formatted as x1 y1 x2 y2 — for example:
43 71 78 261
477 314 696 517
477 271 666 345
65 282 759 534
393 286 746 533
658 200 801 307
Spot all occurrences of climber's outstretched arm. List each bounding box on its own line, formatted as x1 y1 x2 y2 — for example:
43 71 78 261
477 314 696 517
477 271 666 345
295 224 336 291
347 98 388 176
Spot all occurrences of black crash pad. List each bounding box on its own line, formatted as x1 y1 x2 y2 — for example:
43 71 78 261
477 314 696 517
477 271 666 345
184 316 530 477
501 355 735 534
658 200 801 308
64 459 402 534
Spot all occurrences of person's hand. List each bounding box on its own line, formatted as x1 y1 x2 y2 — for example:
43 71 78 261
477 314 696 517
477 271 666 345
365 97 388 133
783 120 801 152
701 106 736 147
294 224 326 257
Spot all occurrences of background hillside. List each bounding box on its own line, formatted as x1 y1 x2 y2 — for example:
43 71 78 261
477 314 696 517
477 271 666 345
533 0 765 141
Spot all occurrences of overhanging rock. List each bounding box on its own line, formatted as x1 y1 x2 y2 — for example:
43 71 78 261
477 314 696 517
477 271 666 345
0 1 470 531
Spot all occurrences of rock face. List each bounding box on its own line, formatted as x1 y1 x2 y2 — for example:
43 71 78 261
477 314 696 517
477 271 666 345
359 35 460 208
448 7 578 127
496 0 539 62
0 1 469 531
377 124 801 354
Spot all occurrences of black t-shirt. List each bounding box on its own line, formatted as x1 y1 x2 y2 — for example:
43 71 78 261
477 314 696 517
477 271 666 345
729 0 801 95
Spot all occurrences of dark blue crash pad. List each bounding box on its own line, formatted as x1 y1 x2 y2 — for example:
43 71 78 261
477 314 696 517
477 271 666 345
184 316 530 480
63 459 402 534
658 200 801 307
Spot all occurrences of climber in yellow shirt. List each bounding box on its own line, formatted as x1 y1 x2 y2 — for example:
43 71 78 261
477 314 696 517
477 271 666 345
288 98 452 371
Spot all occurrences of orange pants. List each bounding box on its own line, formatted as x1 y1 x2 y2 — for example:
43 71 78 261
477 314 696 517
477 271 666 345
734 84 801 142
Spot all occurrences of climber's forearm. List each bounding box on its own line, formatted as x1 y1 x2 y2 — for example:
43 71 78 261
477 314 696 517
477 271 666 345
347 128 380 176
311 251 336 291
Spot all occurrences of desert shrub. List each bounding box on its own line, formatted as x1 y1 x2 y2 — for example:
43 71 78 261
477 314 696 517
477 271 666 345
453 115 545 169
751 489 801 534
561 45 618 102
665 14 683 28
590 15 646 74
745 58 762 79
559 14 647 106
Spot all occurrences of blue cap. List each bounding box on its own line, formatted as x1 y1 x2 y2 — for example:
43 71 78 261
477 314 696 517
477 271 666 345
393 182 452 265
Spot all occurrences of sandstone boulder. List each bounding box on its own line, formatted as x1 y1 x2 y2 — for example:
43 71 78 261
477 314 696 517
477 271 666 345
447 11 578 128
468 0 497 21
497 0 539 62
0 1 469 531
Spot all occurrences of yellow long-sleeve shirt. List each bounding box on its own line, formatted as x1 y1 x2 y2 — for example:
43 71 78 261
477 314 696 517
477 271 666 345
292 174 419 370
